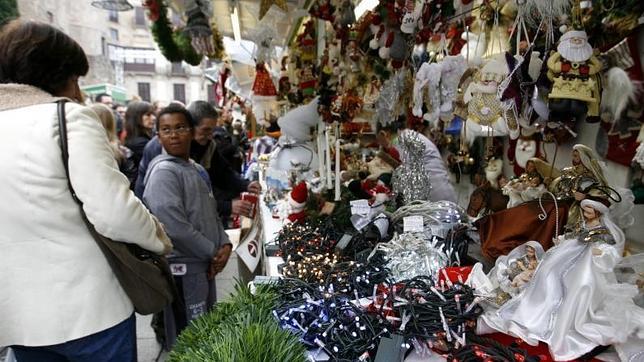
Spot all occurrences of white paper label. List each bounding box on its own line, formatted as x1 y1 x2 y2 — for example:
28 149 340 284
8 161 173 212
373 213 389 238
403 215 424 233
350 199 370 216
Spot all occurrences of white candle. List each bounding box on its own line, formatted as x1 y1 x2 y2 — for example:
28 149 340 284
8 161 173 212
326 125 332 189
335 138 341 201
317 125 325 181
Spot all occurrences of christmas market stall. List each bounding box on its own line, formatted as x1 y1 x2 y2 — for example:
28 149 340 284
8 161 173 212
144 0 644 361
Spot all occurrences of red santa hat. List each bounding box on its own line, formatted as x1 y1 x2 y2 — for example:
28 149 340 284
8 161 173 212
288 182 308 211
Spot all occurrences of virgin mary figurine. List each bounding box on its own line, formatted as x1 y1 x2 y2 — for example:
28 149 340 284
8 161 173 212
477 197 644 360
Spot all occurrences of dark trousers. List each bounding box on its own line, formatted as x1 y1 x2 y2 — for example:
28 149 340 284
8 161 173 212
12 314 136 362
163 272 216 350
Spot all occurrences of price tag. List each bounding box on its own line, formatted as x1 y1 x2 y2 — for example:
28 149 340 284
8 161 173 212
350 199 370 216
403 215 424 233
335 233 353 250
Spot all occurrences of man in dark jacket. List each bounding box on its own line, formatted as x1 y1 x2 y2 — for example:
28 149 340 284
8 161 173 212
135 101 260 221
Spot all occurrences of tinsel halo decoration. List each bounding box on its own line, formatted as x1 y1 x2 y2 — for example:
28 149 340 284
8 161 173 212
144 0 202 66
392 131 432 204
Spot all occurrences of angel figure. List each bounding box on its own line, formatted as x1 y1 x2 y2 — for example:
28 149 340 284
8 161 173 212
477 197 644 361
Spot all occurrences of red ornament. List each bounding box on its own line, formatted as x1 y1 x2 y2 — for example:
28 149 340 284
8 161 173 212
252 63 278 97
143 0 160 22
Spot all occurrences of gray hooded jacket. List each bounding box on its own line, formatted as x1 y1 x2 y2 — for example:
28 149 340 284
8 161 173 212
143 154 230 271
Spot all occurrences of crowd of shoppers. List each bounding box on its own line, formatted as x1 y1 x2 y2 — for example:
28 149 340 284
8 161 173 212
0 19 259 361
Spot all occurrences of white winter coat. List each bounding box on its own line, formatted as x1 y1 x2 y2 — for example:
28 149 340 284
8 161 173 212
0 84 169 347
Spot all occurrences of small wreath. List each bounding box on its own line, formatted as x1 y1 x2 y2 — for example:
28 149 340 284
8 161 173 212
144 0 202 66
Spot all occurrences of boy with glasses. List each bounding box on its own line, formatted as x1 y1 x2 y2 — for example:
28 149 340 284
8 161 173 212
142 104 232 348
135 101 260 222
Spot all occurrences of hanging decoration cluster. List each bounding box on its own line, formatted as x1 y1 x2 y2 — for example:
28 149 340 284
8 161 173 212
143 0 225 65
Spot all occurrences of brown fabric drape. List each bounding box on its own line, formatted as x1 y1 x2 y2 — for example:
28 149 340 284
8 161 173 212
475 199 570 260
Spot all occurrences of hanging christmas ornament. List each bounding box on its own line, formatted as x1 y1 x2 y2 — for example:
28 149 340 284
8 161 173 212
278 56 291 101
389 30 408 69
249 23 277 64
547 30 602 124
309 0 335 22
375 71 406 127
183 0 214 56
460 31 487 64
400 0 422 34
439 55 467 118
463 55 511 145
338 0 356 27
298 21 317 62
298 63 317 98
252 62 278 126
259 0 288 21
412 62 442 126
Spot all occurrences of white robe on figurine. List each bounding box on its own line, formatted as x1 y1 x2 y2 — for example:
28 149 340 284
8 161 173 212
476 200 644 361
397 129 457 203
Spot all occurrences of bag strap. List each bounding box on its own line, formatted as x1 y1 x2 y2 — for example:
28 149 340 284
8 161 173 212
57 100 82 205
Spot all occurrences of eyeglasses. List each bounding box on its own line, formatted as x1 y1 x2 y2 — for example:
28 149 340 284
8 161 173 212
158 126 191 136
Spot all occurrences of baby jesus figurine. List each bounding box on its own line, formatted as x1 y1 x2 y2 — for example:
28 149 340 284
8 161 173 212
510 245 539 288
520 174 546 202
504 173 546 208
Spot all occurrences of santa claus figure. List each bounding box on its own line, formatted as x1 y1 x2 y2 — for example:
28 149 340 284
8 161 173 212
547 30 602 124
286 182 308 224
508 128 542 176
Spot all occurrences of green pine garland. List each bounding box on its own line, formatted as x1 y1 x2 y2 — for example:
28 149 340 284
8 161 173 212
169 282 307 362
148 0 202 66
0 0 19 25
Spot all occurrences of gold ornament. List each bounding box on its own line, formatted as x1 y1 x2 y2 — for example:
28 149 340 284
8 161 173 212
259 0 288 20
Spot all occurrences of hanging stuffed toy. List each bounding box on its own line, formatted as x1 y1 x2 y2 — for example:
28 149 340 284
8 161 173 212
596 35 643 167
400 0 422 34
598 97 642 167
251 62 278 126
298 21 317 63
460 31 487 64
412 62 442 126
298 63 317 98
439 55 468 117
547 30 602 124
278 56 291 101
463 56 510 145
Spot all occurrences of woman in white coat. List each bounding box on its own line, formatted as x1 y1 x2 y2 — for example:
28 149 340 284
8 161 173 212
0 20 171 361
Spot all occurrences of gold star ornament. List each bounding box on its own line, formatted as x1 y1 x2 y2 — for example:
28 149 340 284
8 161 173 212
259 0 288 20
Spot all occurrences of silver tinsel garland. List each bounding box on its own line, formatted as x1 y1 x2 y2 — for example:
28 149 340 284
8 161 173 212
392 131 432 204
370 232 450 282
